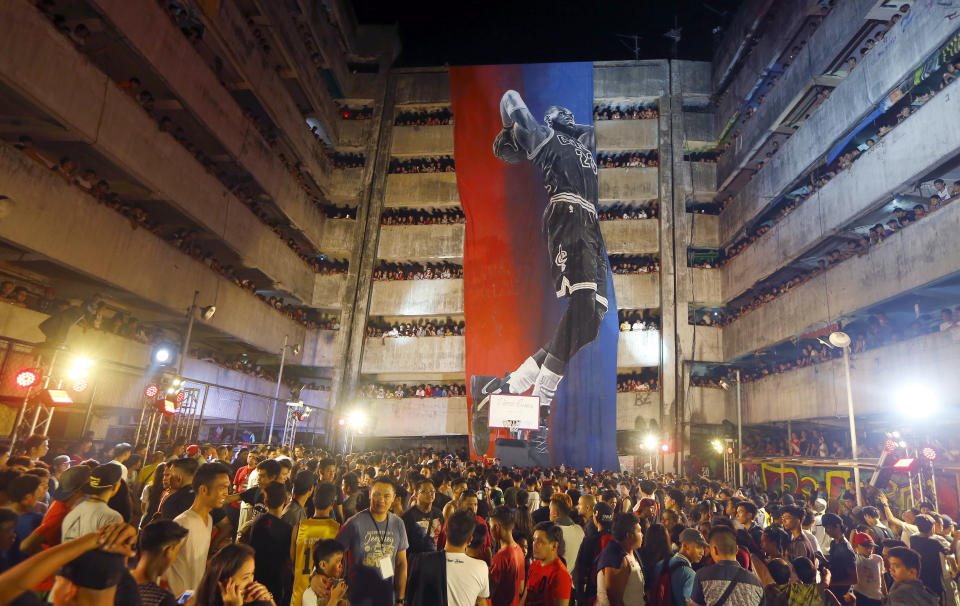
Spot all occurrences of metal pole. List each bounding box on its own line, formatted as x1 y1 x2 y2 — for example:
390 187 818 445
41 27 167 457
915 444 925 503
930 464 939 511
135 400 148 445
268 335 288 445
177 291 199 378
736 370 743 487
234 394 244 444
192 385 210 442
841 346 862 506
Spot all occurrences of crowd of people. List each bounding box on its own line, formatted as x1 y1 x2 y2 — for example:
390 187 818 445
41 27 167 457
327 152 365 169
338 106 372 120
619 310 661 332
254 295 337 330
713 4 951 275
365 317 465 338
356 383 466 399
394 108 454 126
598 202 659 221
597 151 659 169
2 434 959 606
617 371 661 393
388 157 456 174
321 205 356 220
372 262 463 281
611 255 661 274
697 182 959 328
594 103 660 120
314 258 349 276
380 207 465 226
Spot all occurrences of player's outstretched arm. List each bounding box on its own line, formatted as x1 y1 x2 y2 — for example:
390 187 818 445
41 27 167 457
500 90 549 155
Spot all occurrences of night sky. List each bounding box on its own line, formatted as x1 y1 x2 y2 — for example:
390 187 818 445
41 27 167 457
352 0 744 67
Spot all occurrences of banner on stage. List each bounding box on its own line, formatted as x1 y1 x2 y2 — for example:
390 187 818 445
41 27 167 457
488 395 540 430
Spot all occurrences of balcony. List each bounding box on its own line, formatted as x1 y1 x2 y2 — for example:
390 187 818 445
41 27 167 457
616 390 660 431
599 167 659 200
595 120 658 151
740 329 960 424
617 330 660 368
338 120 374 148
319 219 357 255
85 0 327 249
312 274 347 309
676 163 717 194
613 274 660 309
683 113 715 145
327 168 366 201
594 61 669 99
716 0 876 186
691 214 721 248
723 196 960 359
361 336 465 374
682 325 723 362
369 279 464 316
720 85 960 306
687 269 722 305
377 224 464 261
686 387 732 425
366 397 468 436
0 7 313 301
391 125 455 156
394 71 451 104
720 4 960 241
0 145 305 354
302 329 340 368
384 173 460 207
600 220 659 255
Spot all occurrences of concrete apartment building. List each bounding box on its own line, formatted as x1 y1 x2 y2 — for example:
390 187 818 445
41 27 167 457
0 0 956 459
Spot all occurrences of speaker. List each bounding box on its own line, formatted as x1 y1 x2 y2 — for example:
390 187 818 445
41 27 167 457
870 450 896 488
494 438 549 468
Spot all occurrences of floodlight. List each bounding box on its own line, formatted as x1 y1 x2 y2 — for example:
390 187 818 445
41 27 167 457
892 383 938 417
201 305 216 320
153 346 172 363
347 410 366 428
828 331 851 348
644 435 657 450
15 368 39 388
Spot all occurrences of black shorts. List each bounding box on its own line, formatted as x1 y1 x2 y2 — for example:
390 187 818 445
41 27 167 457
542 192 608 309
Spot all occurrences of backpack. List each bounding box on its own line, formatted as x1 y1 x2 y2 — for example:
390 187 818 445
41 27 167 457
649 559 690 606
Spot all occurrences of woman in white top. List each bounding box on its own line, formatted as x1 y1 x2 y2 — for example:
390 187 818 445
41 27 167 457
596 513 646 606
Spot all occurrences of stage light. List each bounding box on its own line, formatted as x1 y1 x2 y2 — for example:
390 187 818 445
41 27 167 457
172 378 182 387
660 443 670 453
66 357 93 380
15 368 39 388
154 347 171 363
71 381 88 393
922 447 937 461
884 439 897 453
893 457 917 471
347 410 366 428
166 387 176 395
893 383 938 417
892 431 901 438
727 446 735 455
144 384 159 398
337 418 346 427
711 439 723 454
176 391 186 403
644 435 657 450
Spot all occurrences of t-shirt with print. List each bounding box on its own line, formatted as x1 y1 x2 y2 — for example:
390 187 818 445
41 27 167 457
689 559 764 606
336 510 409 606
490 544 525 606
446 551 490 606
853 552 884 600
524 558 572 606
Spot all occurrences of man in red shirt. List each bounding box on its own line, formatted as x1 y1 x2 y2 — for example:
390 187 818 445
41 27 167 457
438 490 492 553
490 506 525 606
20 465 91 555
522 522 572 606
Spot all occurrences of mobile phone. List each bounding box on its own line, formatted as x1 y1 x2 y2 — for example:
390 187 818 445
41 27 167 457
177 591 194 605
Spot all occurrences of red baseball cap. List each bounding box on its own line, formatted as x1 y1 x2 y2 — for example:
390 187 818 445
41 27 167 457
186 444 200 456
853 532 875 546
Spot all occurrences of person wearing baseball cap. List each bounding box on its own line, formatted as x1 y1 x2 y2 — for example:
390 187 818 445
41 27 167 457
664 529 708 606
635 497 658 522
851 532 884 606
20 465 92 556
60 464 123 542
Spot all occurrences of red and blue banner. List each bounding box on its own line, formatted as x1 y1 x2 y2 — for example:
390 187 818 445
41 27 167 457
451 62 620 470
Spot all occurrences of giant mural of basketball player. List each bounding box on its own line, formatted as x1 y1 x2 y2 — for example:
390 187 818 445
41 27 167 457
470 89 610 455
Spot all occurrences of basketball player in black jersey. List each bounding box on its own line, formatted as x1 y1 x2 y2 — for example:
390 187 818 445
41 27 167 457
470 89 610 456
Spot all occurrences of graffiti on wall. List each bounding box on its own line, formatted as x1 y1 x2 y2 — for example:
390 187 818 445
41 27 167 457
742 462 959 519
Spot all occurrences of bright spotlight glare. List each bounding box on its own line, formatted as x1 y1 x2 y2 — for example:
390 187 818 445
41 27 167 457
155 348 171 363
347 410 366 428
711 439 723 453
643 435 657 450
893 383 938 417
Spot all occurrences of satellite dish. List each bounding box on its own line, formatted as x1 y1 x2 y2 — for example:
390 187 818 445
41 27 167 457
828 331 851 348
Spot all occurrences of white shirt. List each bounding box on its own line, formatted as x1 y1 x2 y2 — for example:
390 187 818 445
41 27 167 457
445 551 490 606
110 460 128 480
900 520 919 542
61 498 122 542
165 509 212 598
558 521 586 570
854 552 885 599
